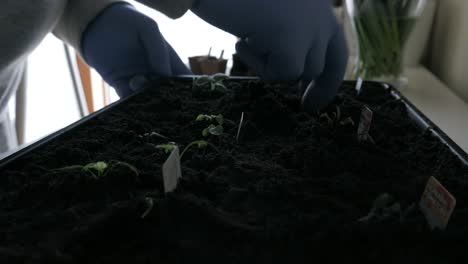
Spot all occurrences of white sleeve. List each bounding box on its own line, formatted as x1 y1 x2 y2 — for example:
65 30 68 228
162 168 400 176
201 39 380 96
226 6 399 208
53 0 123 56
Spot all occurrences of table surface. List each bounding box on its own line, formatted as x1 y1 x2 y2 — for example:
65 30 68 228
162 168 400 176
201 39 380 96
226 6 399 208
401 67 468 154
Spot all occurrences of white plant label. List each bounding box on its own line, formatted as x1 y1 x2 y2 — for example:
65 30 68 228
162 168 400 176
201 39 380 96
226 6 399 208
420 176 456 230
358 106 373 142
162 146 182 193
355 77 363 95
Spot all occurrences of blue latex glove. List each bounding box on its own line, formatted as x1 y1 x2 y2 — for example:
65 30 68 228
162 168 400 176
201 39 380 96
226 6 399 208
82 3 191 98
191 0 348 113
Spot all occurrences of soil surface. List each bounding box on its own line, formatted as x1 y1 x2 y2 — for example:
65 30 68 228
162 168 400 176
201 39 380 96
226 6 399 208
0 79 467 263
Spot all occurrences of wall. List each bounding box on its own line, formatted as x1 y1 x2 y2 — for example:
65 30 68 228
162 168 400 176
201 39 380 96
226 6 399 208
427 0 468 103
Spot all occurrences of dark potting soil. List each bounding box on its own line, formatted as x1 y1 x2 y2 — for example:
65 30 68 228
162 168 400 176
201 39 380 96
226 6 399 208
0 79 467 263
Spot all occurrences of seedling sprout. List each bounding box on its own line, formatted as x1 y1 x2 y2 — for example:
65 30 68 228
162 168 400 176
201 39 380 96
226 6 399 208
156 142 177 154
52 161 138 180
156 140 219 159
319 106 355 127
193 73 229 93
196 113 224 137
83 161 108 178
141 197 154 219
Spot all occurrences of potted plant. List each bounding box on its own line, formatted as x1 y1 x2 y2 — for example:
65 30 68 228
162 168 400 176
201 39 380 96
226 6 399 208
189 48 228 75
346 0 427 88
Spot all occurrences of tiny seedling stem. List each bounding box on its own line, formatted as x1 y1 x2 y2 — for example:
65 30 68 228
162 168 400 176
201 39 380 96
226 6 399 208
180 140 219 159
141 197 154 219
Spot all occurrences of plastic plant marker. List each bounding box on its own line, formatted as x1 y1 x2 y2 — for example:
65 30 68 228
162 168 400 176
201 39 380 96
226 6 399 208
355 77 363 95
162 146 182 193
357 106 373 142
236 112 245 143
419 176 456 230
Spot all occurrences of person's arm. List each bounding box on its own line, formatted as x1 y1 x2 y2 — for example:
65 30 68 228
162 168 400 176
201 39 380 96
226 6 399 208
53 0 190 97
53 0 195 53
53 0 122 56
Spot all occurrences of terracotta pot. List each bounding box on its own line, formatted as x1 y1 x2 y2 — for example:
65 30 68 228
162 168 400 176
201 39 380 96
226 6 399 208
189 56 227 75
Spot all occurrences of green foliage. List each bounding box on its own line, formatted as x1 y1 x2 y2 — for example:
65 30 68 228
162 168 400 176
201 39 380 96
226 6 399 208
202 124 224 137
196 114 224 125
156 140 214 159
155 142 177 154
196 113 224 137
180 140 211 158
155 112 226 161
193 74 229 93
352 0 418 79
83 161 108 178
52 160 138 180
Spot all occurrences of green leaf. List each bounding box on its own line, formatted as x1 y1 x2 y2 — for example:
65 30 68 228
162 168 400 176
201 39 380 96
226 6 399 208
196 114 206 122
210 82 217 91
215 114 224 125
194 140 208 148
212 73 229 82
193 76 211 87
83 161 108 178
208 124 224 136
202 128 209 137
213 83 227 92
156 142 177 154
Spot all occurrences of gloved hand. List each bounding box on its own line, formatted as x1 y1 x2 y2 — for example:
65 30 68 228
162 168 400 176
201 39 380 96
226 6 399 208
191 0 348 113
82 3 191 98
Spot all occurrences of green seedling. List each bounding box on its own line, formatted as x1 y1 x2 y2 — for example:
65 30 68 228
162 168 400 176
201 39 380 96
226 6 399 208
193 73 229 93
319 105 355 127
156 140 219 159
358 193 415 224
155 142 177 154
141 197 155 219
196 114 224 137
139 131 168 139
83 161 108 178
52 160 138 180
180 140 208 158
202 124 224 137
196 114 224 125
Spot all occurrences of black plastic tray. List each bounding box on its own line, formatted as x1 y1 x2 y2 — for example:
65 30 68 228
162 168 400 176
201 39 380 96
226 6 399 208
1 79 467 168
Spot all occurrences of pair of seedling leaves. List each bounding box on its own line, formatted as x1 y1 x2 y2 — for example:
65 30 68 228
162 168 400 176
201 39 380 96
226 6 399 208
358 193 416 224
319 105 355 128
156 113 224 158
51 160 139 181
193 73 230 93
319 105 376 144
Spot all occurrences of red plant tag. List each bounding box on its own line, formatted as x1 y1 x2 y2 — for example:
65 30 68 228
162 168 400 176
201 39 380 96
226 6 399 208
162 146 182 193
419 176 456 230
357 106 373 142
